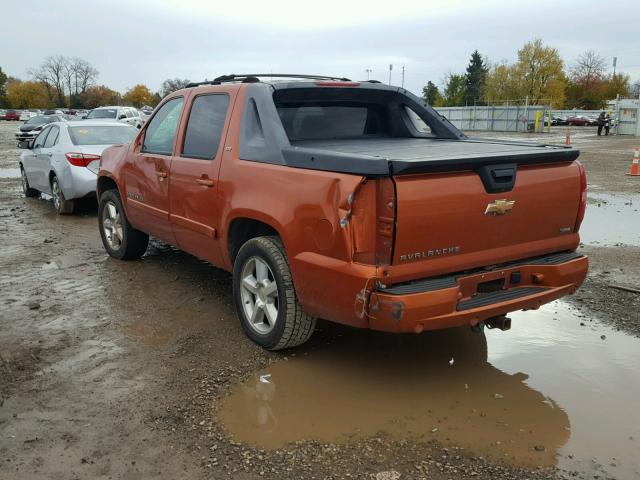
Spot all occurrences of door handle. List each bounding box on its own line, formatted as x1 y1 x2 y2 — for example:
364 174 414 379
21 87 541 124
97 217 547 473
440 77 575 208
196 178 215 187
155 171 168 178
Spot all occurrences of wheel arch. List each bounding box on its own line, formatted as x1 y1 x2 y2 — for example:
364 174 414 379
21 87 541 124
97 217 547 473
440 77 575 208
226 214 285 269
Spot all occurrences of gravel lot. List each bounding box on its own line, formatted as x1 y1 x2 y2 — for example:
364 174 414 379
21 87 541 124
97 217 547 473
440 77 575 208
0 121 638 480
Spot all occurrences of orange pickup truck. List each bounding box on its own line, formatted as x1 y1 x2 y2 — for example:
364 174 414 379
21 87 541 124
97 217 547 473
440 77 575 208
97 74 588 350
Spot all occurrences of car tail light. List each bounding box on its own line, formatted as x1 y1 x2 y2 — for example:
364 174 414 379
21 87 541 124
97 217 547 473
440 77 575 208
574 161 587 232
351 178 395 266
65 153 101 167
314 81 360 87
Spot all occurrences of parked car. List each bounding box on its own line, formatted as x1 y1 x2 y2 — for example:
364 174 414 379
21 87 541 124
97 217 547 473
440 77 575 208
0 109 6 120
20 110 37 121
566 115 594 126
85 106 144 128
18 121 138 214
4 110 21 121
15 115 66 143
96 74 588 350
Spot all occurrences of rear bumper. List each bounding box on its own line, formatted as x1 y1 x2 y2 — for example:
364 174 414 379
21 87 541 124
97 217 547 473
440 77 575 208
367 252 588 333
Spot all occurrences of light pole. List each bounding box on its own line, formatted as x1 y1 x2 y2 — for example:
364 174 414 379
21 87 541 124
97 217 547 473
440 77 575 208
613 57 617 77
388 64 393 85
366 68 372 80
401 65 405 88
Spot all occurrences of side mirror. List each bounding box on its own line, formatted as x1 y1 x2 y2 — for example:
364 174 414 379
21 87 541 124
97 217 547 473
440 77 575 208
18 140 32 149
119 115 127 120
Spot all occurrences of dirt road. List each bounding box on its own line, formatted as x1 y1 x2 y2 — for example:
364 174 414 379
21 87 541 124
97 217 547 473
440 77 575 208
1 122 638 480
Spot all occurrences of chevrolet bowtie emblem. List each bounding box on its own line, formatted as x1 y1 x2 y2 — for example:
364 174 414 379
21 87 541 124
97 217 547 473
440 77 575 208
485 199 515 216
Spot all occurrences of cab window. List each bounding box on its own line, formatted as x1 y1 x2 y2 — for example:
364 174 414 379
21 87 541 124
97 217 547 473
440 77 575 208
142 97 184 155
182 94 229 160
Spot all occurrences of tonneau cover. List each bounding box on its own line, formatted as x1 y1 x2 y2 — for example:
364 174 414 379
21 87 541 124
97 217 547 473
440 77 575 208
282 137 579 176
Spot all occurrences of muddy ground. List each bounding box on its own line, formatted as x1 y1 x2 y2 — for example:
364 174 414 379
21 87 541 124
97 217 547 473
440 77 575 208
0 122 638 480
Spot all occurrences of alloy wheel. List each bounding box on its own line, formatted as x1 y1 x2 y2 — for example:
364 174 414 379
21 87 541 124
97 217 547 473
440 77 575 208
102 200 123 250
240 256 279 334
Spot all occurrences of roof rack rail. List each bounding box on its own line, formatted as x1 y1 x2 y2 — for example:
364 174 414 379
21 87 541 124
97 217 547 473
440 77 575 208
185 73 352 88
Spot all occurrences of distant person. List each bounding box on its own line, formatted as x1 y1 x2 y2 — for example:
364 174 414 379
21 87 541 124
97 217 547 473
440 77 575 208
597 111 606 136
605 114 611 136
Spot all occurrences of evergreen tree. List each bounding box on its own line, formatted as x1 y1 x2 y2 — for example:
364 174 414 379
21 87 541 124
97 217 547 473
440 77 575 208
464 50 488 105
422 81 442 105
443 74 466 106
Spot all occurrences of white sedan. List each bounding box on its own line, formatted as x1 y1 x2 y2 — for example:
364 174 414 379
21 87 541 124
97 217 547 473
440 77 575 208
18 121 137 214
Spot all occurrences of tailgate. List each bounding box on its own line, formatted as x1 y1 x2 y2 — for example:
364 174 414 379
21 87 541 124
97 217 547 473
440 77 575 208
391 161 582 279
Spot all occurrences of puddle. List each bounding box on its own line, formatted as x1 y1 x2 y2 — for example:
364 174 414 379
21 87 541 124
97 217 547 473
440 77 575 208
0 167 21 178
581 193 639 246
218 302 640 477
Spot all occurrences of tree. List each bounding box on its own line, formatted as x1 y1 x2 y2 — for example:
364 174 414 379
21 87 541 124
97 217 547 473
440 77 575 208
30 55 67 106
82 85 121 109
464 50 488 105
6 79 53 108
123 84 153 108
30 55 98 107
514 39 565 105
160 78 191 97
484 62 523 104
0 66 8 108
422 81 442 105
605 73 630 99
566 50 610 109
442 74 466 106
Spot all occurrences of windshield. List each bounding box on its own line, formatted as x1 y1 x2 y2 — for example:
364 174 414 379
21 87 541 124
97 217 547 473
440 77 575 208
86 109 118 119
25 116 50 126
68 125 137 145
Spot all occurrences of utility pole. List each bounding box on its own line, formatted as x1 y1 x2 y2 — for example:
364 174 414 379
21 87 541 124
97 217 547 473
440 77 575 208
365 68 372 80
401 65 405 88
388 64 393 85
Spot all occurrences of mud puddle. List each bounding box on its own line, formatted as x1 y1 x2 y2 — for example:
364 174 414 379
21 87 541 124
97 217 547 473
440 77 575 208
219 302 640 477
581 193 639 246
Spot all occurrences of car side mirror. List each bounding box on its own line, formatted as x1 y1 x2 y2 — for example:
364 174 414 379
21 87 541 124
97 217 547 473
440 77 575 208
18 140 32 149
119 115 127 120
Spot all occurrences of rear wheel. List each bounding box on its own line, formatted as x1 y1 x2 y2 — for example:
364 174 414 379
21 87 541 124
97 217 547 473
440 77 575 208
233 236 316 350
20 166 38 198
51 175 74 214
98 189 149 260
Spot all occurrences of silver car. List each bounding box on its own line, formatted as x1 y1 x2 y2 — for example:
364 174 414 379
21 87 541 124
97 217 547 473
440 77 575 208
18 121 137 214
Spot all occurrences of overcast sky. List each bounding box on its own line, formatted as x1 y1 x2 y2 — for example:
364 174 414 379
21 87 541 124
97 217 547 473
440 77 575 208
2 0 639 96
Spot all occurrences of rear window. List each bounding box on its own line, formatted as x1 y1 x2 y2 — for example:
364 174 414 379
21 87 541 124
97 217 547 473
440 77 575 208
276 104 389 141
68 125 137 145
86 109 117 119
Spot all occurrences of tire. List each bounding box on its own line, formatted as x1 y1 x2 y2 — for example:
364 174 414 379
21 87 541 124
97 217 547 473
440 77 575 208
51 175 74 214
98 189 149 260
233 236 316 350
20 166 38 198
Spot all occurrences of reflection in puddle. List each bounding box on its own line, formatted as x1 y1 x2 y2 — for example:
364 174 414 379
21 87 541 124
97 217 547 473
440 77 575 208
219 302 640 477
581 193 639 246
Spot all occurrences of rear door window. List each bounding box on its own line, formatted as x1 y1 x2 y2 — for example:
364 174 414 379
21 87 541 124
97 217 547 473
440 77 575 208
33 127 51 148
43 126 59 147
142 97 185 155
181 94 229 160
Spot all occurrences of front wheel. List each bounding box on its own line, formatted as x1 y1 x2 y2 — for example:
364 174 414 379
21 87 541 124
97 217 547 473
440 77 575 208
98 189 149 260
233 236 316 350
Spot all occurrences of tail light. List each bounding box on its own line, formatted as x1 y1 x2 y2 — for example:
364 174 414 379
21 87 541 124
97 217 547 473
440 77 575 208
351 178 395 266
574 161 587 232
65 153 101 167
